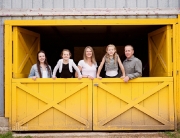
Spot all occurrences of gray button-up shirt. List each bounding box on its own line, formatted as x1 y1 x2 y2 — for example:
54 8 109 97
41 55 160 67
123 55 142 79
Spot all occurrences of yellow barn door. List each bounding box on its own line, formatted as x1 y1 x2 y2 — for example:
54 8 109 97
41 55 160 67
148 26 172 77
93 78 174 130
13 27 40 78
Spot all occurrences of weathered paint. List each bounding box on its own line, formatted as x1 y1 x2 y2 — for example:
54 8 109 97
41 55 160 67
0 8 180 16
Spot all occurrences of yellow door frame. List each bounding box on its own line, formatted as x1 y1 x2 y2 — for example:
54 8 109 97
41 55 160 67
4 18 179 130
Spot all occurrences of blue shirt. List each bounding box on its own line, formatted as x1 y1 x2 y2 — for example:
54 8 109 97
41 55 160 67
28 64 52 78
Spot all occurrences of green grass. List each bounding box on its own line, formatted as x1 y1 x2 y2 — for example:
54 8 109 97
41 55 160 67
0 132 32 138
164 130 180 138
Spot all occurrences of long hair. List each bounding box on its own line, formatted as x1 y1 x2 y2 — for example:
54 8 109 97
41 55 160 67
83 46 96 64
37 50 51 78
105 44 118 65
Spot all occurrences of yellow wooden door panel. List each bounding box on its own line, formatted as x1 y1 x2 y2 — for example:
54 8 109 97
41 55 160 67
148 26 172 77
13 27 40 78
93 78 174 130
11 79 92 131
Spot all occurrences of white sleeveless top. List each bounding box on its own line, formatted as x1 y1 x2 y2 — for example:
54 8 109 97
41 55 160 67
78 60 97 78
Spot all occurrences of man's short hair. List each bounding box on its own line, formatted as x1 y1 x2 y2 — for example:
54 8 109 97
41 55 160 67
125 45 134 50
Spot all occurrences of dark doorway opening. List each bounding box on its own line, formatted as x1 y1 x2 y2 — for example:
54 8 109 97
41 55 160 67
23 25 164 77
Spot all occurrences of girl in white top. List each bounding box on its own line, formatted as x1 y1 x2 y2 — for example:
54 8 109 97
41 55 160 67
75 46 97 80
97 44 125 79
52 49 82 79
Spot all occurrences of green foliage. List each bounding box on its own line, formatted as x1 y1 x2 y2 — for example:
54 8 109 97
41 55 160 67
164 130 180 138
0 132 13 138
0 132 32 138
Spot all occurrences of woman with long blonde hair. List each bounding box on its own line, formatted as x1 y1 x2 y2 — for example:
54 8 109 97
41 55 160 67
75 46 97 80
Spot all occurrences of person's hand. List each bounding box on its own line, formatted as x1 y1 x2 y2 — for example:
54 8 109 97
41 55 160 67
52 76 57 80
32 76 37 81
123 76 130 82
97 75 102 80
78 75 82 79
87 75 94 80
120 75 125 79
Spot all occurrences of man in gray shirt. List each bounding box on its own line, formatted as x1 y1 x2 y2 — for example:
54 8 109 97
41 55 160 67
123 45 142 82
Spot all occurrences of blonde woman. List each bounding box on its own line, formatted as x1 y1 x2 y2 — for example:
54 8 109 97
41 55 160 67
75 46 97 80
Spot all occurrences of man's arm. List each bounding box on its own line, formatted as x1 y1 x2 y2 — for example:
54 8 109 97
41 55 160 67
127 59 142 79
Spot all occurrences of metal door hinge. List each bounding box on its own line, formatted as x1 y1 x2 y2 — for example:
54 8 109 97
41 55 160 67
94 83 98 86
177 70 179 75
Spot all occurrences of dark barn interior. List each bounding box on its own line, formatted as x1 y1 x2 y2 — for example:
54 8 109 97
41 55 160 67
23 25 164 77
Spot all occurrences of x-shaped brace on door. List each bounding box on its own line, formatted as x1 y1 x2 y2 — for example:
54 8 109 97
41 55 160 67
97 82 173 126
14 82 89 127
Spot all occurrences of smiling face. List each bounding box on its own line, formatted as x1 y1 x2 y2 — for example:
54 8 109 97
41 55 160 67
38 52 46 63
85 48 92 58
125 45 134 59
107 46 116 56
62 50 70 60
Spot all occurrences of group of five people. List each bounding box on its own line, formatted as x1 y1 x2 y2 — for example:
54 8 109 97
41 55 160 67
28 44 142 82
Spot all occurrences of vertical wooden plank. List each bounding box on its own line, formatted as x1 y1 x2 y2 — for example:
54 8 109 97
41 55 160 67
53 0 64 8
131 82 144 125
173 23 178 130
32 0 42 8
137 0 147 8
54 83 66 127
126 0 137 8
11 83 17 130
147 0 157 8
97 82 107 127
120 82 132 125
43 0 53 8
159 82 169 121
38 83 53 126
26 83 39 127
106 0 115 8
5 23 12 118
95 0 105 8
16 83 27 125
64 0 74 8
75 0 84 8
144 82 161 125
2 0 11 8
93 80 98 129
167 26 172 76
168 82 174 125
85 0 94 8
0 18 4 116
169 0 179 8
12 0 21 8
116 0 126 8
80 83 88 124
0 0 3 8
66 82 82 127
22 0 32 8
158 0 169 8
87 81 92 129
106 82 121 126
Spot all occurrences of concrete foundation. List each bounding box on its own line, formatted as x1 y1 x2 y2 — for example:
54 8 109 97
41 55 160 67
0 117 9 132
